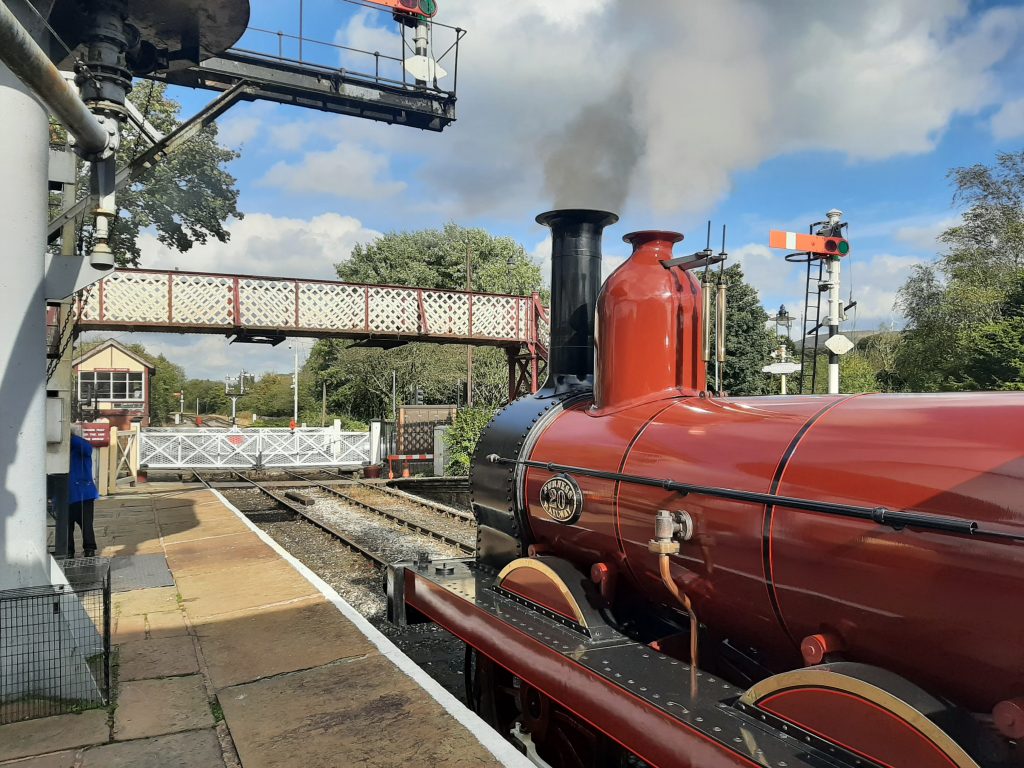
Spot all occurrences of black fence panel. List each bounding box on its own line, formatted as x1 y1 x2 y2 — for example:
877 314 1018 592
0 558 111 723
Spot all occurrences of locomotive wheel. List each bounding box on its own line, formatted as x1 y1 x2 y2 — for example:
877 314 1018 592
737 663 990 768
465 646 633 768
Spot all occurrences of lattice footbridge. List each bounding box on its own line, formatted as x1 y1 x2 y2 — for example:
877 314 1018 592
77 269 549 399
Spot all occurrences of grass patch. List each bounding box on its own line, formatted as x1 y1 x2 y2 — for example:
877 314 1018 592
210 697 224 723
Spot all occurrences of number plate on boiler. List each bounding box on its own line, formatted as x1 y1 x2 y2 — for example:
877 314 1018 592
539 474 584 524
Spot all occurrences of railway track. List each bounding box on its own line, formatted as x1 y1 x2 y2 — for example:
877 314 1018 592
196 471 390 566
197 471 474 568
282 470 474 554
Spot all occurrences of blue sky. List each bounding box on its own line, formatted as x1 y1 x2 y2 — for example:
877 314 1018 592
115 0 1024 380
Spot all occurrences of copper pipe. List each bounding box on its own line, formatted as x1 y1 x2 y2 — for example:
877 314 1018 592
658 553 698 696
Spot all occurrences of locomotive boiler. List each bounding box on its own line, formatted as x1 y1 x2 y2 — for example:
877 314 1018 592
387 209 1024 768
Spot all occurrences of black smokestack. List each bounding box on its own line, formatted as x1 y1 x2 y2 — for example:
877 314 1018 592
535 209 619 394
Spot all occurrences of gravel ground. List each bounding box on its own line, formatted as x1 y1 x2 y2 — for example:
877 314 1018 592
220 487 471 700
305 489 474 558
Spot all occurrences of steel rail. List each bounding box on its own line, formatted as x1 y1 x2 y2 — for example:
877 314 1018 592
352 480 473 521
0 1 109 155
283 470 474 554
217 471 388 567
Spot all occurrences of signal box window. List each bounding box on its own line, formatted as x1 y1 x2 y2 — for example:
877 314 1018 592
78 371 144 401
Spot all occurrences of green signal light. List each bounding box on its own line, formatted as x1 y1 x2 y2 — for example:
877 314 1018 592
419 0 437 14
838 240 850 255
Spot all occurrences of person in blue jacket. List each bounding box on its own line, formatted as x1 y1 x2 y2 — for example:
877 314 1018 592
68 424 99 558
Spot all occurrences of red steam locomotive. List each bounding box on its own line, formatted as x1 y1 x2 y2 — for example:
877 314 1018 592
387 209 1024 768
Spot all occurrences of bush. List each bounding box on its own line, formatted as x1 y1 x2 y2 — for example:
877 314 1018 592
443 406 497 476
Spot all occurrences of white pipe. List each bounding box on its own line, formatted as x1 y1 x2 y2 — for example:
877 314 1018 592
0 1 109 156
0 61 51 589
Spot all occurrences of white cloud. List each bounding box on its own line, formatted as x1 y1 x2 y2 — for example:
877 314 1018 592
140 212 381 280
731 241 926 333
258 143 407 200
216 102 276 148
991 97 1024 140
295 0 1024 219
893 216 959 250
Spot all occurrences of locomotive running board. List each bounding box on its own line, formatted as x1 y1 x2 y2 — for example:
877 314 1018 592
387 558 877 768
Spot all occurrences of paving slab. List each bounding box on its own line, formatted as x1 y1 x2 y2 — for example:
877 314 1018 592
220 656 503 768
113 612 148 644
175 562 318 619
117 636 199 681
0 750 76 767
110 554 174 592
145 609 189 638
0 710 108 762
114 675 213 741
81 728 224 768
162 532 279 576
158 517 249 545
194 598 374 689
114 586 178 617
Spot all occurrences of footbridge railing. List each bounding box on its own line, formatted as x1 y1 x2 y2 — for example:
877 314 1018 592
77 269 547 348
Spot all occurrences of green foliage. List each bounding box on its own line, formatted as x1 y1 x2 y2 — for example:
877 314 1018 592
184 378 230 415
304 224 544 421
240 373 299 418
66 81 242 266
718 264 778 396
336 222 542 295
894 151 1024 391
806 351 880 394
443 406 497 476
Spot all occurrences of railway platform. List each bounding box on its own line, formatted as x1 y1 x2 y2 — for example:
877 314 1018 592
2 490 527 768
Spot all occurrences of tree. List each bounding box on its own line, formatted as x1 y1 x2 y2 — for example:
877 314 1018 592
240 373 306 418
856 328 903 391
337 222 541 295
807 351 880 394
894 151 1024 391
64 81 242 266
443 406 497 475
959 274 1024 391
305 224 544 421
717 264 778 396
147 353 186 424
184 379 230 415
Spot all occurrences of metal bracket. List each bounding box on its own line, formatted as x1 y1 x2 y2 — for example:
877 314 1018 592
47 80 252 243
44 253 113 301
661 250 727 271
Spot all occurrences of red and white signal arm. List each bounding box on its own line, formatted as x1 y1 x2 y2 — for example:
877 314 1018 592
368 0 438 17
769 230 850 256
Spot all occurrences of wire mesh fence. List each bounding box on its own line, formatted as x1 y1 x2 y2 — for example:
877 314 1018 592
0 558 111 724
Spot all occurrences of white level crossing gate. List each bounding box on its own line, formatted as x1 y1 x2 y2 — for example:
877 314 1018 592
138 428 370 470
